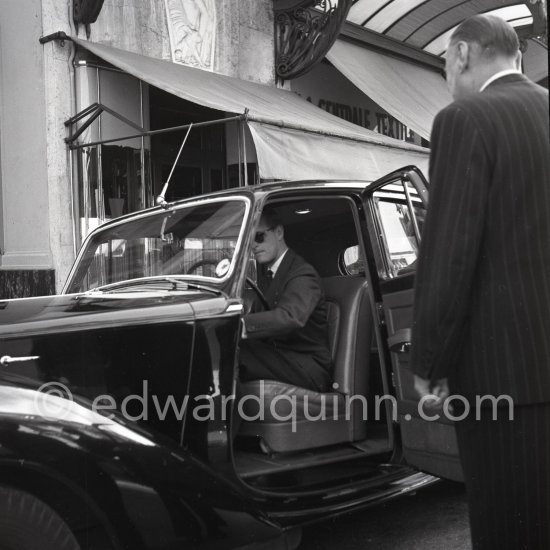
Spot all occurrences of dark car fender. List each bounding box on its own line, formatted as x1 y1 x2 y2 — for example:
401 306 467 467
0 387 289 550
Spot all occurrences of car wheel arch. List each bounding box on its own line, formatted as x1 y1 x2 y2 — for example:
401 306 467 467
0 461 125 550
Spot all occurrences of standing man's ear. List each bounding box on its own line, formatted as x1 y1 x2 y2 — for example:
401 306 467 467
456 41 470 73
514 50 523 71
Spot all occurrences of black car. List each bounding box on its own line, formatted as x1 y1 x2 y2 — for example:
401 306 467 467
0 167 462 550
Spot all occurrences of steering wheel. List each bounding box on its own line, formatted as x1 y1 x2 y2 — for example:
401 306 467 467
186 259 220 276
244 277 269 314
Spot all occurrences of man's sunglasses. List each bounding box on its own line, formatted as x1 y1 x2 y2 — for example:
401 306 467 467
254 227 275 244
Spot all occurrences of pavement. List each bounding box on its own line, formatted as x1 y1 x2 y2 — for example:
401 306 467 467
300 480 471 549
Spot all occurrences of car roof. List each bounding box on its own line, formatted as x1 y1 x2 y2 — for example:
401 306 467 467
96 180 373 230
173 179 372 198
238 179 372 192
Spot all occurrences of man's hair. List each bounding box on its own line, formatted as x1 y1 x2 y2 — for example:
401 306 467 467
261 206 284 229
450 14 519 59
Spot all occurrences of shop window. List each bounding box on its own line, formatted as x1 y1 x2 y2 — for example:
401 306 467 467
149 87 228 198
161 165 202 201
73 59 255 247
75 62 150 241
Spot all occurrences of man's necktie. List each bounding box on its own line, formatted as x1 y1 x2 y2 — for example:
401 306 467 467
261 269 273 294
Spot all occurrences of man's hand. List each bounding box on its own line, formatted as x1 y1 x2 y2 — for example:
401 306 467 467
414 375 449 408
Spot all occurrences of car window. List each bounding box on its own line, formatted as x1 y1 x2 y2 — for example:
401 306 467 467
372 180 426 279
340 245 365 276
67 198 249 292
261 195 363 278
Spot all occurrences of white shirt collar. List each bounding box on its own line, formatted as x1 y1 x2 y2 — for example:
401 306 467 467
269 248 288 276
480 69 522 92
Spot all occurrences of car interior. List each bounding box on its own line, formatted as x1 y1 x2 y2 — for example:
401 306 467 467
233 194 396 490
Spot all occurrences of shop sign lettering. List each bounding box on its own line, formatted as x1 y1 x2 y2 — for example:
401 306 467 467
314 98 416 143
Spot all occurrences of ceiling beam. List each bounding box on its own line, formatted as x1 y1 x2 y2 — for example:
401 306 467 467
340 21 445 73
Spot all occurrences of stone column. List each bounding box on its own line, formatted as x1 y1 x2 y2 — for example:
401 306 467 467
0 0 55 296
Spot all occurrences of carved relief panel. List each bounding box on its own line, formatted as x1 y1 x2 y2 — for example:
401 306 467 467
164 0 217 70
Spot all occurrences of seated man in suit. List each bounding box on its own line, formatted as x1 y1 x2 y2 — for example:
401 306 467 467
239 207 332 393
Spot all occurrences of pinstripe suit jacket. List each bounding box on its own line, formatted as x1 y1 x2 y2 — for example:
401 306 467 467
411 74 550 405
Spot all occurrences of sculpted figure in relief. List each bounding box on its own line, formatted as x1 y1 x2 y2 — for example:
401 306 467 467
165 0 216 70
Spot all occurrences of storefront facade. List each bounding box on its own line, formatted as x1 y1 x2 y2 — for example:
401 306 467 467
0 0 276 296
7 0 519 297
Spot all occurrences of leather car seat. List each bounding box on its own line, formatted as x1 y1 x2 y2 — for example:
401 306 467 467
238 275 372 452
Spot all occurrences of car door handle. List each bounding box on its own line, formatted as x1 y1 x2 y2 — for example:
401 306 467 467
388 328 412 354
0 355 40 366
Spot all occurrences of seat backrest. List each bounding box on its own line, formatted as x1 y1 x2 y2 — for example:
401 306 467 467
323 276 373 399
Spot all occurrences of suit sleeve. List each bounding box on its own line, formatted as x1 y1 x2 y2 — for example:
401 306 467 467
411 104 492 382
244 266 321 339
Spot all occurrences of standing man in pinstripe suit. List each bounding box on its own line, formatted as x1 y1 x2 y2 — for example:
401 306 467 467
411 14 550 549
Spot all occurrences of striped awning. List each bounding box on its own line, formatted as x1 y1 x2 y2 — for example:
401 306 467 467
345 1 547 85
327 1 547 141
347 1 540 56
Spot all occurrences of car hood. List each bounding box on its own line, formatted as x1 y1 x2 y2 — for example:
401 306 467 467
0 291 230 338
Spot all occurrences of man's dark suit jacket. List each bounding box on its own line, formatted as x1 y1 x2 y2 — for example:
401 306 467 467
243 249 332 392
411 74 550 405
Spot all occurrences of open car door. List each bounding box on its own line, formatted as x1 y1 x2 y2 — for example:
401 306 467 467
362 166 463 482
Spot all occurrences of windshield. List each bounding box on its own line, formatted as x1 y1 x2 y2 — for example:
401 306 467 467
66 198 249 293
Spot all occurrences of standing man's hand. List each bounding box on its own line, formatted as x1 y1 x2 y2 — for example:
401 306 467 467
414 375 449 407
